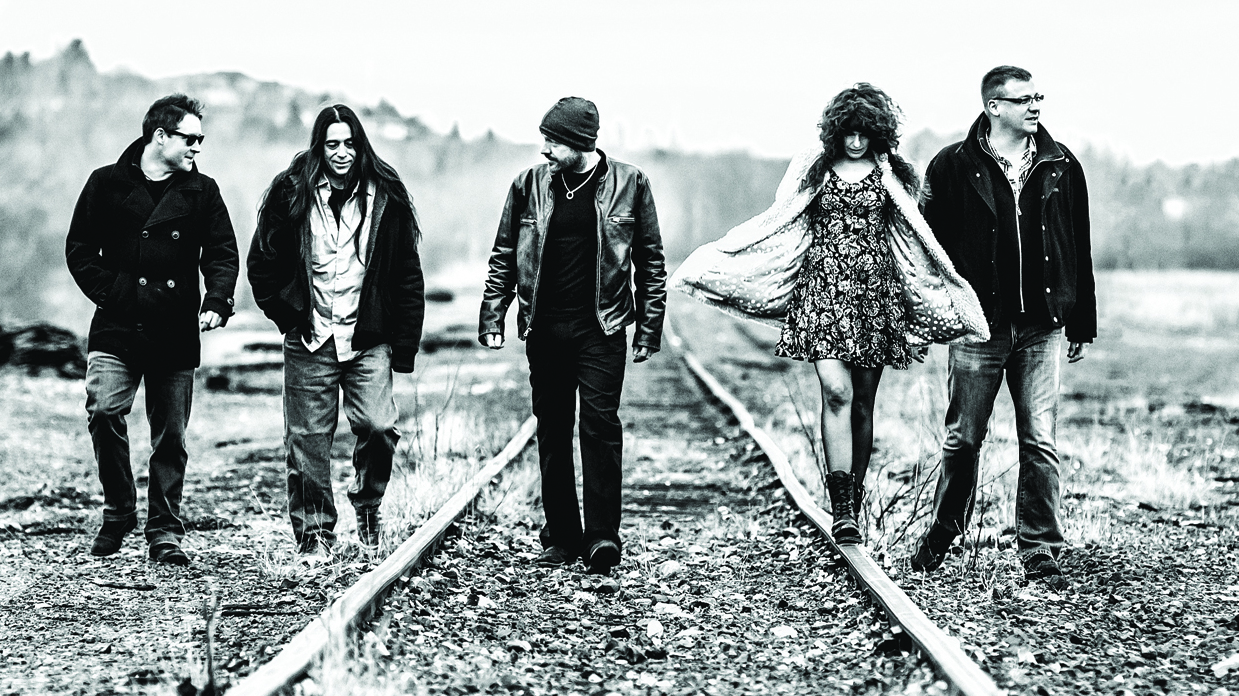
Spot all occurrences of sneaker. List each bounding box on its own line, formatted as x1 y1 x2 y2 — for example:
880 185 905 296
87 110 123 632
586 540 621 575
357 508 382 549
1023 552 1066 587
90 516 138 557
535 545 576 567
910 526 953 573
149 542 190 566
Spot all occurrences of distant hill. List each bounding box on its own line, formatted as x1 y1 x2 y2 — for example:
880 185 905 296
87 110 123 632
2 41 1238 332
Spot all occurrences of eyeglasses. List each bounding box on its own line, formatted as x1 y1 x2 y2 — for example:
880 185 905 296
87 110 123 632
991 94 1045 106
164 129 206 146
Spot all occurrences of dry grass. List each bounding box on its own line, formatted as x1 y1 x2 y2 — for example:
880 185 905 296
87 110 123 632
757 271 1239 571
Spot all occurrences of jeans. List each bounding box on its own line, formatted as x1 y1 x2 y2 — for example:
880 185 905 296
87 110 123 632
526 315 628 557
84 351 194 547
930 319 1065 560
283 335 399 546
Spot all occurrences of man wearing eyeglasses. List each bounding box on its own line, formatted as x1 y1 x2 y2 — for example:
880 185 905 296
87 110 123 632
66 93 239 566
911 66 1094 586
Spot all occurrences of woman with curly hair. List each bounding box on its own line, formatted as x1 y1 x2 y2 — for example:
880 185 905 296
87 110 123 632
673 84 989 545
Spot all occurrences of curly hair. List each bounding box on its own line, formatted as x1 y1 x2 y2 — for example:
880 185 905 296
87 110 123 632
800 83 919 194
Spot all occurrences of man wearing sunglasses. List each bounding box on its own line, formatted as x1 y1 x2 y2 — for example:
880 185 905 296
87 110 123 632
912 66 1095 586
66 93 239 566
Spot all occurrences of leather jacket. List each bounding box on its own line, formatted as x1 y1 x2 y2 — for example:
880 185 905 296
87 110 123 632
922 114 1096 343
479 151 667 349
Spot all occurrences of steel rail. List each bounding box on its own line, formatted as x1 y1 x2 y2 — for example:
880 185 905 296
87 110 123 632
666 323 1004 696
226 416 539 696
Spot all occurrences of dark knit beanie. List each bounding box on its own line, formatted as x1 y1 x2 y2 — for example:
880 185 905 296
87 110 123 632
539 97 599 152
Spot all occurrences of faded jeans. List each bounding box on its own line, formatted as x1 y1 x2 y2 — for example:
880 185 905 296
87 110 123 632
85 351 194 547
929 320 1065 560
283 336 399 547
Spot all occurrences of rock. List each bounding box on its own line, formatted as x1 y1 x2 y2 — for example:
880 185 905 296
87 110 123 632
608 627 630 639
646 619 664 638
506 639 532 652
1212 652 1239 678
594 578 621 594
653 602 682 616
656 559 682 577
771 625 798 639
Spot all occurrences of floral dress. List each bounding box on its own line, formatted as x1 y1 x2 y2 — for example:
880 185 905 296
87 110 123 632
773 167 912 368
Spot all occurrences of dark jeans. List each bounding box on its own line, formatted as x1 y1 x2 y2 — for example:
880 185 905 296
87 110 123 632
527 315 627 557
283 336 399 546
930 319 1065 560
85 351 194 547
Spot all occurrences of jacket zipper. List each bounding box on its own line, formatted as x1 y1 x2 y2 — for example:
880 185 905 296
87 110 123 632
987 147 1044 314
523 190 553 339
594 190 606 332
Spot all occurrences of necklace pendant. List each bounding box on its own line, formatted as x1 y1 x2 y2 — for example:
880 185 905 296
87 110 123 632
565 191 574 200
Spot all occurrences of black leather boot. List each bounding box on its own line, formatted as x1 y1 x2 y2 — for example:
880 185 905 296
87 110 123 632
826 471 861 545
91 515 137 557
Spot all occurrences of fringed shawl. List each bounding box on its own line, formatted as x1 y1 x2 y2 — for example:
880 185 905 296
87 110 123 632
671 148 989 346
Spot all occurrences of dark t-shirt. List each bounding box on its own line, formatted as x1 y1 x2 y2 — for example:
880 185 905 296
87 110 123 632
536 154 608 321
144 175 174 205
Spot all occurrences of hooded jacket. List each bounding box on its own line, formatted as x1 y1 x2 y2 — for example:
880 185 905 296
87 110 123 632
922 114 1095 343
479 152 667 349
65 138 239 370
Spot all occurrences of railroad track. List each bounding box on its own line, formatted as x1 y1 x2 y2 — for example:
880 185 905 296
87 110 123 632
226 318 1002 696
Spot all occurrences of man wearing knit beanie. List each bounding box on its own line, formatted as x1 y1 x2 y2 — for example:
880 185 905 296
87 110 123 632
480 97 667 575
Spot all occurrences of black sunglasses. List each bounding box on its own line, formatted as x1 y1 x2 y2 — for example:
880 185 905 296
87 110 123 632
165 128 206 146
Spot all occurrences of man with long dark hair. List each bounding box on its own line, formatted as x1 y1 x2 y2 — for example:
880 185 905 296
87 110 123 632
912 66 1095 586
479 97 667 574
66 93 239 566
248 104 424 556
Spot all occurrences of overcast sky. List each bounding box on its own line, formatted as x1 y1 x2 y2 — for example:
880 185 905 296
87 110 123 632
2 0 1234 166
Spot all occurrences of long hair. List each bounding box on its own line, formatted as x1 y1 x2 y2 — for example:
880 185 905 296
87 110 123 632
800 83 919 195
257 104 417 260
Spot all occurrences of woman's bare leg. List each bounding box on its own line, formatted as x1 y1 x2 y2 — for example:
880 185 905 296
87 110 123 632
814 359 853 474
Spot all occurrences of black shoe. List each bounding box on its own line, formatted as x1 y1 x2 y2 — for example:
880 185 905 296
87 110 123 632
826 471 861 545
854 484 866 517
1023 552 1066 587
357 508 381 549
535 545 576 567
90 516 138 557
149 542 190 566
910 526 954 573
586 540 620 575
298 533 334 554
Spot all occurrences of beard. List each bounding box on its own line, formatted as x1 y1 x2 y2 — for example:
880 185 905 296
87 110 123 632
545 149 585 173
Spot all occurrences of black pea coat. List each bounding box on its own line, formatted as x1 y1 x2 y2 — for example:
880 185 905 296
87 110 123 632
65 138 240 371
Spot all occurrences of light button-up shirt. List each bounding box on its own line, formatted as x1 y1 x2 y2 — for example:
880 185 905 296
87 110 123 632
303 178 375 361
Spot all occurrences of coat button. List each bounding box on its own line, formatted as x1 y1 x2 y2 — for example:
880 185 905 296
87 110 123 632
136 323 144 331
1052 317 1059 322
1045 255 1049 261
138 277 147 286
141 230 149 238
171 231 180 240
166 279 176 289
975 173 980 177
1045 287 1051 293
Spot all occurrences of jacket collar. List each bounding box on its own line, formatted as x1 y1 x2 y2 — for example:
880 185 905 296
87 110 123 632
110 137 204 227
963 113 1064 167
